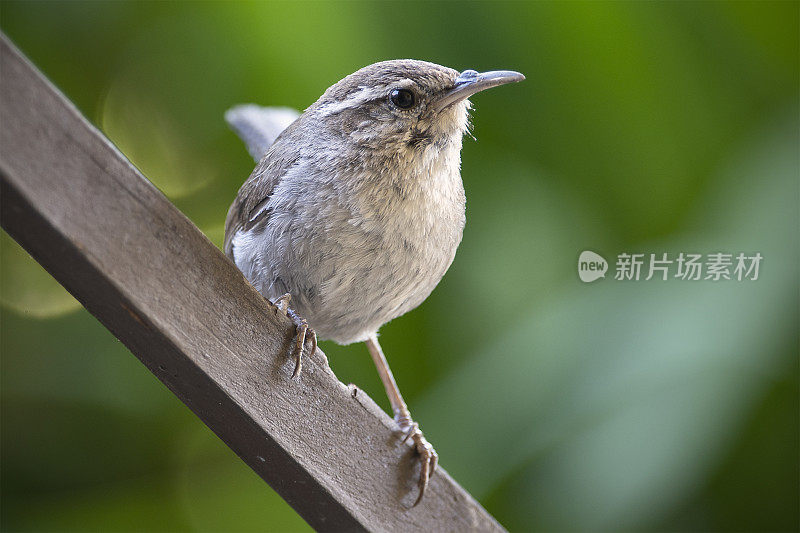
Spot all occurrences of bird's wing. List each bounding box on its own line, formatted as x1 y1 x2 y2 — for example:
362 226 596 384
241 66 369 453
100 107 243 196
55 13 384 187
225 104 301 162
223 114 303 259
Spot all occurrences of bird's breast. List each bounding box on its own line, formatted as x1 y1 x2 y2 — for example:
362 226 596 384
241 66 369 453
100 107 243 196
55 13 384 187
233 143 467 344
343 152 467 316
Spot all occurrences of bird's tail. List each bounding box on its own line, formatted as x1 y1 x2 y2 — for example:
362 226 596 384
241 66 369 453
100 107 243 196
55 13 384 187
224 104 300 162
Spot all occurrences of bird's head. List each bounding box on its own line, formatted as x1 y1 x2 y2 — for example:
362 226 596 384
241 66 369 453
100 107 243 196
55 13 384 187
306 60 524 155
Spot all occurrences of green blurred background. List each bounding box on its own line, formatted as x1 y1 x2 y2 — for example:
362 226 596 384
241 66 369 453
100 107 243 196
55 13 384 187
1 1 797 531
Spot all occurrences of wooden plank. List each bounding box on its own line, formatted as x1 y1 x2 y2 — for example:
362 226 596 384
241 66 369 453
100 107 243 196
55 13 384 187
0 34 505 533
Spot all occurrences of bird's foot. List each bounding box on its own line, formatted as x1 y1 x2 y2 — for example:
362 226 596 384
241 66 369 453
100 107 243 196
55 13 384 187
396 413 438 506
273 293 317 378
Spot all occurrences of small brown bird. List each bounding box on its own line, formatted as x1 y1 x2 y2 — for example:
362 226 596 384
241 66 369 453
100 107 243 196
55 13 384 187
224 60 523 505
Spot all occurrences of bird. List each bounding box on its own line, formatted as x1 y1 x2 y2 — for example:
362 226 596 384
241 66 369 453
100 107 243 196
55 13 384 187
224 59 524 505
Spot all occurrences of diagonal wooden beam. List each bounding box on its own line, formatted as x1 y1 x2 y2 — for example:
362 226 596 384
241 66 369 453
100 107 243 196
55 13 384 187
0 34 504 532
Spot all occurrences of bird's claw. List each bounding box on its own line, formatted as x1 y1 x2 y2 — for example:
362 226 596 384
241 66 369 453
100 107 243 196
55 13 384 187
274 293 292 315
398 420 438 506
290 318 317 378
274 294 317 378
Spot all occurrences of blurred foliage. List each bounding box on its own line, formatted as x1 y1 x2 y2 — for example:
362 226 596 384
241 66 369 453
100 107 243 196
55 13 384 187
1 1 797 532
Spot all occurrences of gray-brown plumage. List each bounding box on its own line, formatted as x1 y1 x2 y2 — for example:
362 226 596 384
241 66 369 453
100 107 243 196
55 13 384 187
224 59 523 505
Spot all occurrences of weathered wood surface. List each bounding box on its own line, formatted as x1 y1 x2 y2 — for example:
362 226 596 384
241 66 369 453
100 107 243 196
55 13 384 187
0 35 505 532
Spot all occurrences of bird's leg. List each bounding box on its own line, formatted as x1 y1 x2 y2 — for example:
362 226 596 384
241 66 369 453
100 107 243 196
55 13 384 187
365 334 437 506
273 293 317 378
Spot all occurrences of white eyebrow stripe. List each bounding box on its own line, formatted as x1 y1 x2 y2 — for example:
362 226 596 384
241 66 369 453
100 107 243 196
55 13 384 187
317 78 419 117
318 85 385 116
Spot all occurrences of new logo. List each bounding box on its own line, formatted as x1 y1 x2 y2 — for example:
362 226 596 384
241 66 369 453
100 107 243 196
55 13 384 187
578 250 608 283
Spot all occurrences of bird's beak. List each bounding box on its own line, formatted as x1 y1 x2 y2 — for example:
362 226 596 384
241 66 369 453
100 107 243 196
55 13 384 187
432 69 525 112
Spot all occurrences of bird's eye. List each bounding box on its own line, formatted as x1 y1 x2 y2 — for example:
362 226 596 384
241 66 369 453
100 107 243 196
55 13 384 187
389 88 416 109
